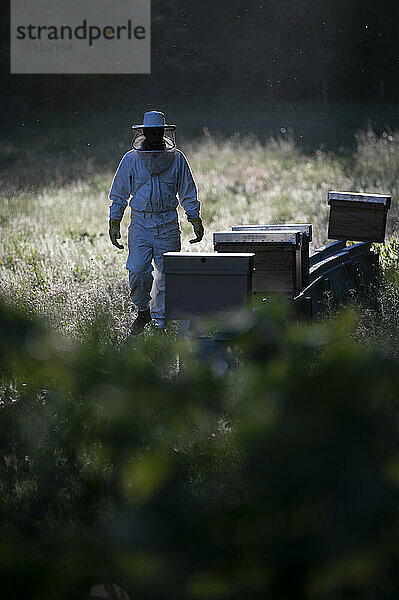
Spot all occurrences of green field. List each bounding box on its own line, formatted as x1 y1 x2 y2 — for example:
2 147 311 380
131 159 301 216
1 106 399 599
1 105 398 344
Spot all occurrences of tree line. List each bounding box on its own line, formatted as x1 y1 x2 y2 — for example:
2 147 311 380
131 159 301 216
0 0 397 114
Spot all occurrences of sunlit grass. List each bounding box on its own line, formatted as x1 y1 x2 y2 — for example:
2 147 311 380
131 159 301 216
0 127 397 344
1 117 399 599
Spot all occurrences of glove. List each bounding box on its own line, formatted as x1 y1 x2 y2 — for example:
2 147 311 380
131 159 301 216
188 217 204 244
109 219 124 249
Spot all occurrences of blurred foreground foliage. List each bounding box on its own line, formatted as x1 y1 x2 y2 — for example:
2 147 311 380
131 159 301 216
1 299 399 599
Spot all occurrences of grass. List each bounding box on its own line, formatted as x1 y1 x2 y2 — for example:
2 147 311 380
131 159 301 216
1 113 398 346
1 106 399 599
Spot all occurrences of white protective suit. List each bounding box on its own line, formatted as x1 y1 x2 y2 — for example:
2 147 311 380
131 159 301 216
109 147 200 327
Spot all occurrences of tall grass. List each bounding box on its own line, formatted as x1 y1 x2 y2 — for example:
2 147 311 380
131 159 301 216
1 124 397 344
2 296 399 599
1 117 399 599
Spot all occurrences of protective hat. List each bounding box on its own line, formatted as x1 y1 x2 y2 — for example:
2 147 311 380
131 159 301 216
133 111 175 129
132 110 176 151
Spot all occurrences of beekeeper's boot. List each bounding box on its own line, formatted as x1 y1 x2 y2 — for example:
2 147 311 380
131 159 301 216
130 309 151 336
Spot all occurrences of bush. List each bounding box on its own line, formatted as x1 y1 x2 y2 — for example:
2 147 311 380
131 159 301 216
2 298 399 599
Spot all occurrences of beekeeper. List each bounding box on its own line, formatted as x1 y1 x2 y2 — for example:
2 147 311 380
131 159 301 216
108 110 204 334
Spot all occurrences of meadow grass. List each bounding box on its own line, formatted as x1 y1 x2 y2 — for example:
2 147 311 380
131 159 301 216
0 120 398 346
1 112 399 598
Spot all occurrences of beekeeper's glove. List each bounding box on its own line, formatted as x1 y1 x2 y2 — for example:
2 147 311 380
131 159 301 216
188 217 204 244
109 219 124 249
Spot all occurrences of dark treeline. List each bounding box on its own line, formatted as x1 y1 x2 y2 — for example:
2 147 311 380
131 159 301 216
0 0 398 116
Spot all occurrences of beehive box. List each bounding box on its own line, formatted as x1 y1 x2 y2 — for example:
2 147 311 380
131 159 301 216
164 252 254 319
328 191 391 242
213 230 303 299
231 224 312 288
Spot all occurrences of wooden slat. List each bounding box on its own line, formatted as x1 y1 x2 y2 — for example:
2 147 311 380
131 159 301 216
253 270 293 293
216 243 298 295
328 190 391 207
328 206 387 242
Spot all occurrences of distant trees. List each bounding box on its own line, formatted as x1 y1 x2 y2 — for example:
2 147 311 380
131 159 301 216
151 0 398 103
1 0 397 114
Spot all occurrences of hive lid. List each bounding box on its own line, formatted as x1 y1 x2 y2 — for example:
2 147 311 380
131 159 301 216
232 223 312 240
328 190 391 208
164 252 255 273
213 230 301 245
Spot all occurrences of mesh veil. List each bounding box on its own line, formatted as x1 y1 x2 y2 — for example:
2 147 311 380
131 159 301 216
131 127 176 176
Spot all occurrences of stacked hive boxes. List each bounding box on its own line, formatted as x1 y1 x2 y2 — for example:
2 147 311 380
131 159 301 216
214 226 312 301
164 189 392 322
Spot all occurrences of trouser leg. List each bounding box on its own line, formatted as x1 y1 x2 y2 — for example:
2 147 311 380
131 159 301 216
126 224 154 312
150 225 181 327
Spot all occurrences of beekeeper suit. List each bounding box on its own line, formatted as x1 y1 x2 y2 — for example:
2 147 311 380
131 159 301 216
108 111 204 334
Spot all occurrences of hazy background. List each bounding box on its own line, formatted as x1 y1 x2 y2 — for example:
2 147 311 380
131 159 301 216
0 0 398 154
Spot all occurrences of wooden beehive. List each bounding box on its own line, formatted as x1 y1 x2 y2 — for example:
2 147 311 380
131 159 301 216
164 252 254 319
328 191 391 242
213 230 303 300
231 224 312 288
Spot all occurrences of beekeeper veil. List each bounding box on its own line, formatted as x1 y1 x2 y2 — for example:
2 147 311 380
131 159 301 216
132 110 176 176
